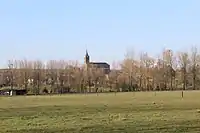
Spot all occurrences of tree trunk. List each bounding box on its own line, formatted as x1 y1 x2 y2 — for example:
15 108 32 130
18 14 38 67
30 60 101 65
193 67 196 90
193 74 196 90
37 71 40 95
170 76 173 91
24 71 27 90
183 69 186 90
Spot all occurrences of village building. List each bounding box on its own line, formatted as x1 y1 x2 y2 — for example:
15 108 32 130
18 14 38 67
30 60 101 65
84 50 110 75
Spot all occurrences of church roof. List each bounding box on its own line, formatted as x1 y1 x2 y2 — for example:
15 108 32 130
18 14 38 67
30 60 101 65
90 62 110 68
90 62 109 65
89 62 110 74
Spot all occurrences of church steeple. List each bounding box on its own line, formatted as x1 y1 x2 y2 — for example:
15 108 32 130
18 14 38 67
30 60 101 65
84 49 90 64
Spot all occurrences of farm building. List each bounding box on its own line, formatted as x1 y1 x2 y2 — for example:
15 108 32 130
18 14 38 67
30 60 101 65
0 88 27 96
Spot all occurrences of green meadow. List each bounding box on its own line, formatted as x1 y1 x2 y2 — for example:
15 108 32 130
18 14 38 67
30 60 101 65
1 91 200 133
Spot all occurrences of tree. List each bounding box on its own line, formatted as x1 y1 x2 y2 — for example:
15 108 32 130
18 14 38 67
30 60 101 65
7 60 14 91
140 52 155 91
31 60 44 94
121 49 137 91
163 49 176 90
190 46 200 90
178 51 190 91
108 63 120 92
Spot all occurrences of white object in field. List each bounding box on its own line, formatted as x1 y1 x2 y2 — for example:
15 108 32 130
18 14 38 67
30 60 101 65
10 90 16 96
4 91 9 95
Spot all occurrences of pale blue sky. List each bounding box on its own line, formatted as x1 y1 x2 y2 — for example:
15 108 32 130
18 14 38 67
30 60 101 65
0 0 200 67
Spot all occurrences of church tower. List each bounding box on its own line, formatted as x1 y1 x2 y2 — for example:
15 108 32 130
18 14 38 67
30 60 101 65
84 50 90 64
84 50 90 71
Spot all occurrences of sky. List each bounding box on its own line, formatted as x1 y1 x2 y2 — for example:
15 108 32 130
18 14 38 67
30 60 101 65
0 0 200 68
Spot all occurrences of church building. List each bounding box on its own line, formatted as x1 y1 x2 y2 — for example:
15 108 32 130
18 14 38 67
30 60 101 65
84 50 110 74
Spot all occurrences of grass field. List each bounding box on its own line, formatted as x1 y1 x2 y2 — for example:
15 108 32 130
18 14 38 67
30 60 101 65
1 91 200 133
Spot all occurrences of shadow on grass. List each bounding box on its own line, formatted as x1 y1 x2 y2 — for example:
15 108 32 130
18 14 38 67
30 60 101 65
0 103 198 116
4 122 200 133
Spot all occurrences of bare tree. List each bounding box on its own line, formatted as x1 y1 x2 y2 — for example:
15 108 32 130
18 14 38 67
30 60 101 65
164 49 176 90
178 51 190 92
31 60 44 94
190 46 200 90
7 60 14 91
121 49 137 91
140 52 155 91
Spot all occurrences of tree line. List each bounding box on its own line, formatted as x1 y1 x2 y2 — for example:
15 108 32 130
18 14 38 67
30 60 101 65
0 46 200 94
